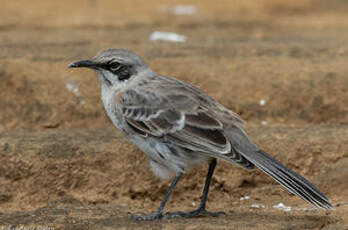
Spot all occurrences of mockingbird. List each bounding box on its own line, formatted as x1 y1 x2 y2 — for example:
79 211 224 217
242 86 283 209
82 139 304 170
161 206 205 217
69 48 332 220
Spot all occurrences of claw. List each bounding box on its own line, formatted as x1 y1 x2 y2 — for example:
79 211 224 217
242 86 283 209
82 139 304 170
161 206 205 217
164 208 227 219
129 212 164 221
129 208 226 221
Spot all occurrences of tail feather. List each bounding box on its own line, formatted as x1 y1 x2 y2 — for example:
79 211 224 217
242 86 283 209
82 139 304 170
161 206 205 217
244 149 332 209
225 125 333 210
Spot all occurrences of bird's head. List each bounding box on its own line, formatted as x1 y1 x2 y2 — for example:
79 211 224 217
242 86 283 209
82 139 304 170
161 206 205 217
68 48 149 87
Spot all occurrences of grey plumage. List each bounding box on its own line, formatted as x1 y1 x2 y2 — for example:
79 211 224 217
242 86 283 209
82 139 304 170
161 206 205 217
69 48 332 220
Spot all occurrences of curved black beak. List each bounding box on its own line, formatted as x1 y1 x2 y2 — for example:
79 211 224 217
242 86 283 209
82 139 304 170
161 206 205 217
68 60 96 69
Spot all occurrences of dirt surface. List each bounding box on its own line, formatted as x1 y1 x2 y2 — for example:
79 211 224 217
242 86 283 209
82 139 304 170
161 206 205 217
0 0 348 229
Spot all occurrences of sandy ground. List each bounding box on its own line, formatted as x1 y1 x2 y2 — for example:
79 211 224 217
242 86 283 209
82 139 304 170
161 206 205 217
0 0 347 229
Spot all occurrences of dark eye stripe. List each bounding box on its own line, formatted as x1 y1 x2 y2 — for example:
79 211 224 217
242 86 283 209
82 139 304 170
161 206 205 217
95 63 109 69
97 62 133 81
117 65 131 81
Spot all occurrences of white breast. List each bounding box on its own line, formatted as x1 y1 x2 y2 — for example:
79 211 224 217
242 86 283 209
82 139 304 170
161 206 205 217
100 84 122 129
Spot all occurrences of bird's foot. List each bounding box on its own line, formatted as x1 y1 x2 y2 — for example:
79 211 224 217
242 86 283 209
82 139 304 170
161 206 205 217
130 208 226 221
164 207 227 219
129 211 164 221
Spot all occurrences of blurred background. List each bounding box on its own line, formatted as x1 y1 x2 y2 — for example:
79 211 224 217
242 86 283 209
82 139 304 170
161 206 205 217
0 0 347 229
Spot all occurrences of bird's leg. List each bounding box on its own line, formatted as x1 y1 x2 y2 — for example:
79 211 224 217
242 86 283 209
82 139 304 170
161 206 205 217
130 172 182 221
165 159 227 219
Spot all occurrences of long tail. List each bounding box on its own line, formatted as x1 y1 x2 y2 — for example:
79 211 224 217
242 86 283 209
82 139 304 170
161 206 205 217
226 125 333 210
242 149 332 209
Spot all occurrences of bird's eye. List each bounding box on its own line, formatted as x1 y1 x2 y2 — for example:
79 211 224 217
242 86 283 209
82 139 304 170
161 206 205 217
108 61 121 72
107 60 132 81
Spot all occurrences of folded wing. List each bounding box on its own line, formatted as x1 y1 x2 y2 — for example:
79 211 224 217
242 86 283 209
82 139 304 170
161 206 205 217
118 87 253 169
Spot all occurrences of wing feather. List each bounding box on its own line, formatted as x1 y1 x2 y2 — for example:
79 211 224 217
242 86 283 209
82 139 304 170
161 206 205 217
118 88 233 155
116 78 252 169
185 111 222 129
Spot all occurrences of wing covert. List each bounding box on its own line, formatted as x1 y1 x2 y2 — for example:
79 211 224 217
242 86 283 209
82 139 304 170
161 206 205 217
118 89 231 154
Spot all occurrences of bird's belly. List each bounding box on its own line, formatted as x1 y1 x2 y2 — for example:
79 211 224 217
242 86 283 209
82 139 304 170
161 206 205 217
129 135 210 178
129 136 168 164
